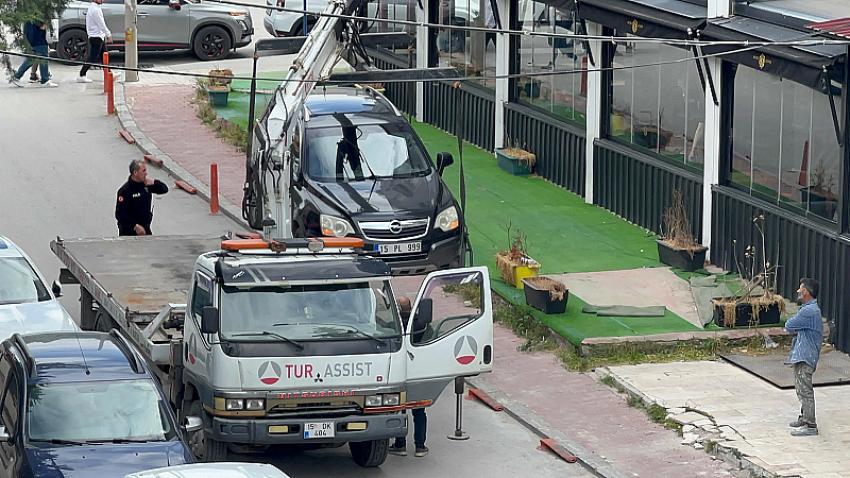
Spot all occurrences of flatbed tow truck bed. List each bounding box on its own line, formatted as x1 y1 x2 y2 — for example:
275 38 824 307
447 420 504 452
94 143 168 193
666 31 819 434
51 235 222 382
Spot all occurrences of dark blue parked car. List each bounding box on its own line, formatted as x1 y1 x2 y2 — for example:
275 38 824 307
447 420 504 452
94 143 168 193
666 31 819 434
0 331 196 477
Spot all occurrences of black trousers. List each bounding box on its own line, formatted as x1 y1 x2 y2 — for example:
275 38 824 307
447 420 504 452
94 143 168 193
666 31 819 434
80 37 105 76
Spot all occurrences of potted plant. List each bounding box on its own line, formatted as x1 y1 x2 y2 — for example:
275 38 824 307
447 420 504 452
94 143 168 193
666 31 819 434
496 139 536 176
205 68 234 107
522 78 541 99
800 163 838 219
522 276 568 314
657 189 707 272
495 225 540 289
711 214 785 328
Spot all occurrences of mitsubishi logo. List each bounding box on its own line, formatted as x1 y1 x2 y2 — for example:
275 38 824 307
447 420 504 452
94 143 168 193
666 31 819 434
389 220 403 234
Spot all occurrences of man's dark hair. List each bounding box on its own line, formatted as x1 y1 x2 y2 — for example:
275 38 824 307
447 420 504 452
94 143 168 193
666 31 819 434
800 278 819 299
129 159 144 175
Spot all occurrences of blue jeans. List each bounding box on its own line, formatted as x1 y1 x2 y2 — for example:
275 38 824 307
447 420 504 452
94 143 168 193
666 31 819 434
15 45 50 83
394 408 426 448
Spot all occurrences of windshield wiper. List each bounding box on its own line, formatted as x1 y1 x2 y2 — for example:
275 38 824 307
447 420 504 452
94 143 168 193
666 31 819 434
87 438 164 444
31 438 90 446
229 330 304 350
311 323 398 344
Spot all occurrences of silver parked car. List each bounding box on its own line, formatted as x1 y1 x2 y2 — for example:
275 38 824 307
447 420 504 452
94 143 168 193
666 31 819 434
55 0 253 61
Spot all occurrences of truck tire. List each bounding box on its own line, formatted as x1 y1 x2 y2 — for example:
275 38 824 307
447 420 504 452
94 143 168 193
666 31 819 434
186 400 228 461
192 25 232 61
349 439 389 467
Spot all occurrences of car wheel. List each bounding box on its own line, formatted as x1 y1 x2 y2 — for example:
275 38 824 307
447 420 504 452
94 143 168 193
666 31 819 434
288 17 316 36
193 25 232 61
186 400 228 461
58 29 88 62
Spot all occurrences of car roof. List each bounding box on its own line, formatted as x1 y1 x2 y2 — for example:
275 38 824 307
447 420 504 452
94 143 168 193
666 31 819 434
0 236 25 258
304 86 398 119
12 332 147 383
124 462 290 478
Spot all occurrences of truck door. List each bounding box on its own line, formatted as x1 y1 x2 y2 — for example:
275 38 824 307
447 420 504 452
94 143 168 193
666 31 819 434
404 267 493 404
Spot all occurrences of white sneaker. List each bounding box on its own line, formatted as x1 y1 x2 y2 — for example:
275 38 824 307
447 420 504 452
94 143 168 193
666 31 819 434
77 76 93 83
8 77 22 87
41 80 59 88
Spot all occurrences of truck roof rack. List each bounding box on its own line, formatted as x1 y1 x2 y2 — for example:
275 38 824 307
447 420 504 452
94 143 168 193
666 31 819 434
109 329 145 374
10 333 36 376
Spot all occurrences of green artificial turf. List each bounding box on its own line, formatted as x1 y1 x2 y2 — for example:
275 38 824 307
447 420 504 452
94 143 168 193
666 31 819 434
211 93 709 344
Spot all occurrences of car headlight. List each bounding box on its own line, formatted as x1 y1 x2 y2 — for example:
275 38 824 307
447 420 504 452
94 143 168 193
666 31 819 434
225 398 245 410
237 19 249 31
321 214 354 237
245 398 265 410
435 206 459 232
382 394 400 406
229 11 248 16
365 395 383 407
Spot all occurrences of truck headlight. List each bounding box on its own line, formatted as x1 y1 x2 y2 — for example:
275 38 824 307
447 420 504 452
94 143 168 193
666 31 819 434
365 395 383 407
435 206 459 232
382 394 400 406
225 398 245 410
321 214 354 237
245 398 265 410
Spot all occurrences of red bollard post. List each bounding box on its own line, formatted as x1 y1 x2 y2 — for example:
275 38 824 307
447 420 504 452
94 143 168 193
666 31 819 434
103 52 110 94
106 71 114 115
210 163 219 215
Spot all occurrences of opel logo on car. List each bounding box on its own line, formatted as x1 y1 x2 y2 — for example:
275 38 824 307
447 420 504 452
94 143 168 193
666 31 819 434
258 361 282 385
389 220 403 234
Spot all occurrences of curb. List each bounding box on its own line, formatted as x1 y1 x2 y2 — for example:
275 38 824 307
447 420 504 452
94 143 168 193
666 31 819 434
596 368 775 478
114 78 251 231
465 376 632 478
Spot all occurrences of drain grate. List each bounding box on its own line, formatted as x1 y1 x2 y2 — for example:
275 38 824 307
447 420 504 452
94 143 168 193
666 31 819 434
721 351 850 389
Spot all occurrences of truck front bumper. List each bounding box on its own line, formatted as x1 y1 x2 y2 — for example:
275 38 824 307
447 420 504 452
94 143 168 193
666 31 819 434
209 413 407 444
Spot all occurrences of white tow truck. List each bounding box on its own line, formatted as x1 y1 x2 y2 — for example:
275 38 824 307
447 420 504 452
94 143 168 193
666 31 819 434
51 235 493 467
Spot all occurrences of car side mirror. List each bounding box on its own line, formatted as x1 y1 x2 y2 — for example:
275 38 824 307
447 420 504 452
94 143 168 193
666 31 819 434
183 416 203 433
52 280 63 298
436 152 454 175
201 306 220 334
0 425 9 442
169 0 181 10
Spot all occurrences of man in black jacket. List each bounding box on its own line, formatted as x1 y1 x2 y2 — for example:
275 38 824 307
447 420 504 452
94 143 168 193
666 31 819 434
116 160 168 236
8 21 57 87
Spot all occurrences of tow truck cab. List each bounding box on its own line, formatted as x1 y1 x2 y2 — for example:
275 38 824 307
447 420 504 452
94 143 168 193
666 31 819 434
259 86 464 275
181 238 492 467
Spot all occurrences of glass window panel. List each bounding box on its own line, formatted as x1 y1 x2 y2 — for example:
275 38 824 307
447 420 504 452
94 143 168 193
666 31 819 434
751 74 782 202
808 84 841 221
434 0 493 89
778 80 812 212
731 65 755 191
515 5 586 124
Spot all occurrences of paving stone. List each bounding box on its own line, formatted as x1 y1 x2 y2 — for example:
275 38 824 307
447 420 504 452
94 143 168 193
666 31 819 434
669 411 707 425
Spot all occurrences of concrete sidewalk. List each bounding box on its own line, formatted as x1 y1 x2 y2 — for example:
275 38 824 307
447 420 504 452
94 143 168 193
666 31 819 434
115 79 850 478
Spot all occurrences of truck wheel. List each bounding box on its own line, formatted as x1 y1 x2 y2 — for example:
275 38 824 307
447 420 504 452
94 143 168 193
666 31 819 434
186 400 228 461
193 25 232 61
349 439 389 467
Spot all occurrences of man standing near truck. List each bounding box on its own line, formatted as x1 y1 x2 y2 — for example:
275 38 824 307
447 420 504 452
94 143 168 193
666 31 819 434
389 296 429 458
115 160 168 236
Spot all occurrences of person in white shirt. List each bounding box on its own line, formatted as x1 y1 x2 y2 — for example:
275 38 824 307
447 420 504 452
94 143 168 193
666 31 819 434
78 0 112 83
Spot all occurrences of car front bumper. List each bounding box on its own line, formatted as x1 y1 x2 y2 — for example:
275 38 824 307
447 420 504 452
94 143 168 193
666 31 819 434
209 413 407 444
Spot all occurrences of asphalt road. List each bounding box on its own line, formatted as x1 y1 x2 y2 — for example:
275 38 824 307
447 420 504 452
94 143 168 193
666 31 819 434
0 62 593 478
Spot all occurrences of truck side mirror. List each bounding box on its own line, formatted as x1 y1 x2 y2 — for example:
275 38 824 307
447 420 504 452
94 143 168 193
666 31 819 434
436 152 454 175
52 280 63 297
201 306 220 334
169 0 181 10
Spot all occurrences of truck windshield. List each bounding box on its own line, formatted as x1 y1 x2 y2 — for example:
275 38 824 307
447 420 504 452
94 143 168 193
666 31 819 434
27 380 175 443
220 280 402 341
305 123 431 182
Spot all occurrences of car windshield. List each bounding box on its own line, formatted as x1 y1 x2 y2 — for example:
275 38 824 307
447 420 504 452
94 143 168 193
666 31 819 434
220 280 402 341
0 257 50 305
27 380 175 443
305 122 431 182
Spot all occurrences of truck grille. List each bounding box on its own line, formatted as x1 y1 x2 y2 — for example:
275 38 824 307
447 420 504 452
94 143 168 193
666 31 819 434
359 218 429 241
267 399 362 418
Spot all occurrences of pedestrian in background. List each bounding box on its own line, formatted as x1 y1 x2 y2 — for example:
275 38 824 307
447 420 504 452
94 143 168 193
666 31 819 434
78 0 111 83
389 295 429 458
8 20 58 88
115 160 168 236
785 277 823 437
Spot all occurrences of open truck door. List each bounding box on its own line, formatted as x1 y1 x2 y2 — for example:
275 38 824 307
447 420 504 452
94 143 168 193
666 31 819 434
405 267 493 405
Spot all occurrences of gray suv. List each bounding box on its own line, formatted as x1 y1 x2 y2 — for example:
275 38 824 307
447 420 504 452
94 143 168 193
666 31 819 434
55 0 253 61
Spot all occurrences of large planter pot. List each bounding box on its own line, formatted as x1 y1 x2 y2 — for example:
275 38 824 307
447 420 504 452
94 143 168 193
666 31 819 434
657 240 707 272
800 187 838 219
522 277 568 314
712 299 782 328
496 148 535 176
206 87 230 107
496 252 540 288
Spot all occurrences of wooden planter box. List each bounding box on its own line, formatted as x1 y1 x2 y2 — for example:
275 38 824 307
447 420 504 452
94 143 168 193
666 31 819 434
657 240 707 272
496 252 540 288
496 148 535 176
712 298 783 328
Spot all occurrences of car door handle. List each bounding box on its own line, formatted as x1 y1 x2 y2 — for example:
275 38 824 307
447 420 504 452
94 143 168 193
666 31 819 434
138 12 149 16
